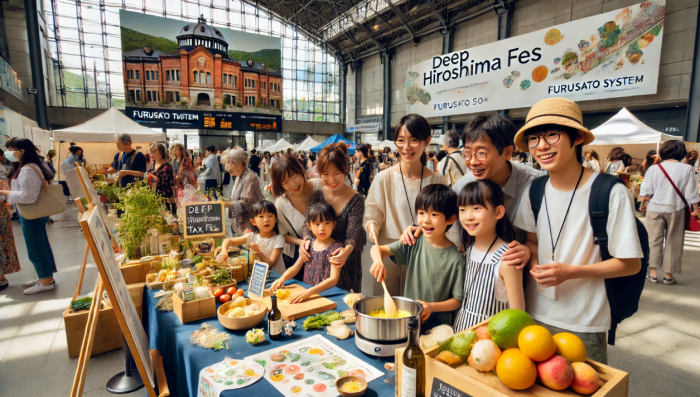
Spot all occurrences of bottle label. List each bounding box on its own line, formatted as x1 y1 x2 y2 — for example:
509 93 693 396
270 320 283 335
401 366 417 397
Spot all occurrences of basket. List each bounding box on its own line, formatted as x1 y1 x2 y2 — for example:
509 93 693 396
214 246 249 282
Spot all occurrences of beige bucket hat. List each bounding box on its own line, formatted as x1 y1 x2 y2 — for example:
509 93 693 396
514 97 594 152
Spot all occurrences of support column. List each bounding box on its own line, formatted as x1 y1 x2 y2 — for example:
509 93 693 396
442 29 454 133
496 0 514 117
382 50 393 141
685 6 700 142
341 63 348 130
25 0 49 129
354 60 362 143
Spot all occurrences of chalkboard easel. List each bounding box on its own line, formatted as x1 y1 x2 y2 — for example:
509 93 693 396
183 201 226 239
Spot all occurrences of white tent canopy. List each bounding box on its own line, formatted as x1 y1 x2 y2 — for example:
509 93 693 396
585 108 682 161
379 140 397 151
53 107 165 143
265 138 293 153
294 136 322 152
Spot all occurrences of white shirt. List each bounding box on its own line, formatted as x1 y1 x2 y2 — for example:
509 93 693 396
513 172 643 333
607 160 624 174
246 232 285 273
639 162 699 213
584 158 600 172
440 151 469 186
275 178 324 257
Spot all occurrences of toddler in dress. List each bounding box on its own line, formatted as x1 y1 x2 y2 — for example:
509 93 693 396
271 203 353 302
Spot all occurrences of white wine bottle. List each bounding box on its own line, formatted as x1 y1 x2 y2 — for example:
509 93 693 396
401 316 424 397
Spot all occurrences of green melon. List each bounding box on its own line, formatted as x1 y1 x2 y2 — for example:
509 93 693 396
488 309 535 349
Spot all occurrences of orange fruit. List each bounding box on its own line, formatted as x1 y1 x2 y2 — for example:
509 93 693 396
552 333 587 363
518 325 556 362
496 349 537 390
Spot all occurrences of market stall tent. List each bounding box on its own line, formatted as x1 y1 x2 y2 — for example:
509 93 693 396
310 134 356 155
53 107 166 179
265 138 293 153
294 136 321 152
379 140 397 151
585 107 682 161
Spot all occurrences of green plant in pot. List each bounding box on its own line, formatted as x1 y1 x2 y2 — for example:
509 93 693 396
113 180 166 259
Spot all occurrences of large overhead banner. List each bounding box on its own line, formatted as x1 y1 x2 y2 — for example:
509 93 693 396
119 10 282 130
406 1 665 117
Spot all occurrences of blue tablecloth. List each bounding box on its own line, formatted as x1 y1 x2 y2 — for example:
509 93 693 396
144 271 395 397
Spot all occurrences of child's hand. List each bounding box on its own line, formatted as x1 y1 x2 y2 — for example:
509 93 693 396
271 278 285 292
416 300 432 322
289 289 311 303
400 225 421 246
299 240 312 261
217 250 229 263
502 241 531 270
250 242 260 253
370 260 386 283
329 247 350 268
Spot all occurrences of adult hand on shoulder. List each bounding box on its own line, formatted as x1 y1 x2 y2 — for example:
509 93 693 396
329 246 350 268
416 300 432 322
501 241 531 270
400 225 421 246
530 262 571 288
299 240 312 261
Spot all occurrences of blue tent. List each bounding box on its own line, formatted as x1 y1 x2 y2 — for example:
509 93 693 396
310 134 357 154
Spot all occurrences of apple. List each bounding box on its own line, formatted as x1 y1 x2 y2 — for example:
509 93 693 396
570 362 600 394
536 355 573 390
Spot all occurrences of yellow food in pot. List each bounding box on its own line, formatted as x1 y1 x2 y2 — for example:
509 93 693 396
341 381 361 392
368 309 411 318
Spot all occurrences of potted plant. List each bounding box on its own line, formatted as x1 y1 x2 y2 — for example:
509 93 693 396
113 181 166 259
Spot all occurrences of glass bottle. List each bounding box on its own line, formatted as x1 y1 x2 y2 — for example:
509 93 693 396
401 316 425 397
268 295 282 340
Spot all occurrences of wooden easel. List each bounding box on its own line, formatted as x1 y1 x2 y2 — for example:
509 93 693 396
73 207 168 397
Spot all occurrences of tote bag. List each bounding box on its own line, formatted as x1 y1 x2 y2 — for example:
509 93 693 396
657 164 700 232
16 164 67 220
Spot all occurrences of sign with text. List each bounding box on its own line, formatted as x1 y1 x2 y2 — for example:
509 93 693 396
406 1 665 117
127 108 282 132
183 201 226 238
430 377 472 397
247 260 269 299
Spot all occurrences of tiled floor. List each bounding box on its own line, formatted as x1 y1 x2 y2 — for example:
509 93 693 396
1 204 698 396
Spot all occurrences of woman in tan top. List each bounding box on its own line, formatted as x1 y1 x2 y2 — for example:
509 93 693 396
364 114 446 296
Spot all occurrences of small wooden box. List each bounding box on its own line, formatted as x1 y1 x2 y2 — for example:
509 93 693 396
120 256 165 284
395 321 629 397
63 300 121 358
173 291 217 324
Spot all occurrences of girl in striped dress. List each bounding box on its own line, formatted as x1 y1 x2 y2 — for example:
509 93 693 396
453 180 525 332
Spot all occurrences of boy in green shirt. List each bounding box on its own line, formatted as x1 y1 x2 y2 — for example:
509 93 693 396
370 184 465 326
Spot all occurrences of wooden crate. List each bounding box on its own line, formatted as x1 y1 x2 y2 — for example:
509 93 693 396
395 322 629 397
120 256 165 284
63 300 122 358
173 291 217 324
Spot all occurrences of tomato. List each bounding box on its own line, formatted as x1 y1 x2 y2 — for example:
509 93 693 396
226 287 237 296
234 289 245 298
219 294 231 303
213 288 224 298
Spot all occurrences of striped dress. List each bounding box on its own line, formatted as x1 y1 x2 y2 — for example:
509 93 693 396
453 243 510 333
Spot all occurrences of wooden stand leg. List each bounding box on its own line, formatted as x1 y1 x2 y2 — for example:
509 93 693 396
72 244 90 302
70 278 104 397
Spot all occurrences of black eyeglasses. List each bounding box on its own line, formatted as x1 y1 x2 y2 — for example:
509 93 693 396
525 130 563 148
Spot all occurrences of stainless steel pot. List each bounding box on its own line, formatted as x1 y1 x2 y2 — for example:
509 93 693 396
353 296 422 343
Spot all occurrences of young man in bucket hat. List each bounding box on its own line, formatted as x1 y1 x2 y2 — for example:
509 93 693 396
512 97 643 364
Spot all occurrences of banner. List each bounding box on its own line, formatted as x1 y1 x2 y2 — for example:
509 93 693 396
119 10 282 130
126 107 282 132
406 1 665 117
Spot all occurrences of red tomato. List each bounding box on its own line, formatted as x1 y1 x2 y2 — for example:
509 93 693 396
226 287 237 296
234 289 245 298
213 288 224 298
219 294 231 303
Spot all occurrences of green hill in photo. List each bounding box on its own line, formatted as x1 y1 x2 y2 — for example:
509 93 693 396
120 27 178 53
228 49 281 72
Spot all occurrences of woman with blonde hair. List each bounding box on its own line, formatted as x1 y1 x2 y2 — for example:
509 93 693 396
583 149 601 172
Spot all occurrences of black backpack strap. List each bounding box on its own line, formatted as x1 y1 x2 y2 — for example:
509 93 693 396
588 173 625 261
528 175 550 224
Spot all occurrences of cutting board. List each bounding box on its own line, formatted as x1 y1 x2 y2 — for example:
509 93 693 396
259 284 337 321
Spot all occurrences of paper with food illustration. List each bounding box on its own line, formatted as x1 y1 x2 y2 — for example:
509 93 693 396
244 335 383 397
197 358 264 397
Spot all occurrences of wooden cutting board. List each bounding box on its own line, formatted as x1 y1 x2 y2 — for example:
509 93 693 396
259 284 337 321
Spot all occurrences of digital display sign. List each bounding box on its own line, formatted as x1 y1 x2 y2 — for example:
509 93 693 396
126 107 282 132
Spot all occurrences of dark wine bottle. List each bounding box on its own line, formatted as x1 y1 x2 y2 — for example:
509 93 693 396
401 316 424 397
268 295 282 340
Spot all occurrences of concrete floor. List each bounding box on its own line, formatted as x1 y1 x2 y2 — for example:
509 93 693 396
1 204 699 396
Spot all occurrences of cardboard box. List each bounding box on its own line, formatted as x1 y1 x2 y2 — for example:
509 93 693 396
173 291 216 324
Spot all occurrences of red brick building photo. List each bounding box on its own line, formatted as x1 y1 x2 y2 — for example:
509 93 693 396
122 16 282 112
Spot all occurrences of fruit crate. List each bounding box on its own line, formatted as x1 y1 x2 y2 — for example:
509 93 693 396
395 320 629 397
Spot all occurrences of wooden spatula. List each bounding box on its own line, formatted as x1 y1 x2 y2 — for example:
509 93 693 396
371 224 397 318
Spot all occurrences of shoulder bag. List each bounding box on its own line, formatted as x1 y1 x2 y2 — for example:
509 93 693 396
657 164 700 232
16 164 67 220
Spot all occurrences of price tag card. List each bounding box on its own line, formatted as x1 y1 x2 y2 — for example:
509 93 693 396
247 260 269 299
430 377 473 397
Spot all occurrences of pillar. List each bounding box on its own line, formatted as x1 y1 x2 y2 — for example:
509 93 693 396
341 62 347 130
685 5 700 142
354 60 362 143
25 0 49 129
382 50 393 141
496 0 514 117
442 29 454 133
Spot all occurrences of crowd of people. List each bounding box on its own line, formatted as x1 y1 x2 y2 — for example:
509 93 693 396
0 97 699 366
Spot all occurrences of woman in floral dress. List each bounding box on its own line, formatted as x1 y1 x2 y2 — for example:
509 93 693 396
0 154 19 290
148 142 176 213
